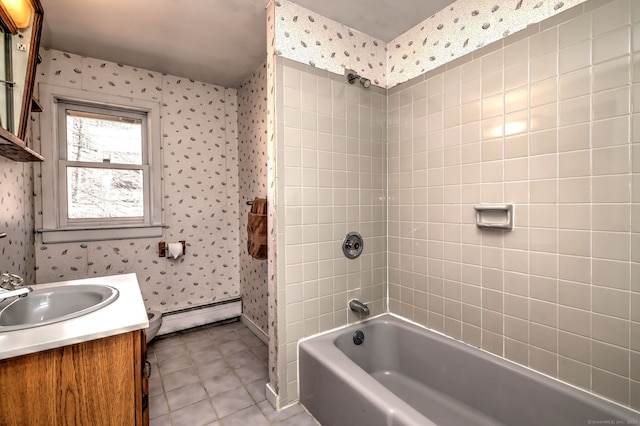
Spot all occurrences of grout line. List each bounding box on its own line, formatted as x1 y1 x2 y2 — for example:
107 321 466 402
148 321 318 425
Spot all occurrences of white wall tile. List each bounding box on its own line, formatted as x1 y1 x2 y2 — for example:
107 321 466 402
593 26 631 64
592 0 630 36
386 0 636 411
559 40 591 74
560 13 592 48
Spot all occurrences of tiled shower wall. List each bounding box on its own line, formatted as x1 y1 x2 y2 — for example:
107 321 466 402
31 48 241 314
238 62 269 336
268 0 609 410
274 57 387 404
0 158 35 285
388 0 639 409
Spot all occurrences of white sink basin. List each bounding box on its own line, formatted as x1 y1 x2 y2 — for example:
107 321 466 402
0 284 119 332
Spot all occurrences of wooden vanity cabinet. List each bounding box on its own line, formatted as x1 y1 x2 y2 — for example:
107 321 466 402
0 329 149 425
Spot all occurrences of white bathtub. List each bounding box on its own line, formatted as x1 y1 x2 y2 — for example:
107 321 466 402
299 314 639 426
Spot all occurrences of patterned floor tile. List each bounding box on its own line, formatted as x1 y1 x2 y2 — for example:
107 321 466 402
148 320 319 426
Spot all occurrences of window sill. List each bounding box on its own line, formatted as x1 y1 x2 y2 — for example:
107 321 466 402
38 225 164 244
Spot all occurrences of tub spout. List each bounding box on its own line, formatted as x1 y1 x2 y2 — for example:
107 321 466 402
349 299 369 316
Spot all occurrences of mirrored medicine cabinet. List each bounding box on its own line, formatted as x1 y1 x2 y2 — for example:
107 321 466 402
0 0 43 162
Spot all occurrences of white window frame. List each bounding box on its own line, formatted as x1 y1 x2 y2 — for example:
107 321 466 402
39 84 163 243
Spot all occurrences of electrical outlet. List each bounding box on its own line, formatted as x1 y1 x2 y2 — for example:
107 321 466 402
16 43 27 52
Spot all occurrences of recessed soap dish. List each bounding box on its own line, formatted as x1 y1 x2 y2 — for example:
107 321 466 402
474 204 514 230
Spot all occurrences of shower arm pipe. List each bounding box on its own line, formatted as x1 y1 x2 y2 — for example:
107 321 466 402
347 73 360 84
346 71 371 88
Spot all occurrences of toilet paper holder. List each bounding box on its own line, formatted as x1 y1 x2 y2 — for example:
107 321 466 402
159 241 186 257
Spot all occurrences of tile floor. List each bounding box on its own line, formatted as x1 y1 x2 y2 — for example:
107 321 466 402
147 320 319 426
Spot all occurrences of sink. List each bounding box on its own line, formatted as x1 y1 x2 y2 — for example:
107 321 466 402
0 284 119 331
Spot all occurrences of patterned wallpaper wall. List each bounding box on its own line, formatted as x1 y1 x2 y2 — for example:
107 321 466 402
0 157 35 285
274 0 588 88
238 62 269 336
387 0 587 87
274 0 387 87
31 48 240 313
266 0 281 398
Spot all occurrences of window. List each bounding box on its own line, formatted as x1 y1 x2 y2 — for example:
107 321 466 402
60 104 147 225
39 85 162 243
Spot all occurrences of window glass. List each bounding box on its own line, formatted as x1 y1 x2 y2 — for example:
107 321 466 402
66 167 144 219
66 109 142 165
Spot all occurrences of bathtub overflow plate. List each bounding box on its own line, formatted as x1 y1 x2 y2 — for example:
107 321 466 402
342 232 364 259
353 330 365 345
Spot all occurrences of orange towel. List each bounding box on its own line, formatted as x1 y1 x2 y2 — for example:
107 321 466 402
248 197 268 260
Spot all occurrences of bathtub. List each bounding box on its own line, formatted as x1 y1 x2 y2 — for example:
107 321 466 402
299 314 639 426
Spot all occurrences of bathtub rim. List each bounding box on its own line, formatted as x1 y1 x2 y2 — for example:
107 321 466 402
298 312 640 418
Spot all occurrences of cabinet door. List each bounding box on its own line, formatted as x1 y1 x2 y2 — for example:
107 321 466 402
135 329 149 426
0 332 138 425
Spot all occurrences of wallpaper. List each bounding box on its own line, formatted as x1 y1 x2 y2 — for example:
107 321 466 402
387 0 588 87
238 62 269 336
273 0 588 89
32 48 241 313
274 0 387 87
266 0 281 398
0 157 35 285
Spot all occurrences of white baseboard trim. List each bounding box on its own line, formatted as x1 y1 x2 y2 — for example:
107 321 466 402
157 300 242 336
240 314 268 344
265 382 279 409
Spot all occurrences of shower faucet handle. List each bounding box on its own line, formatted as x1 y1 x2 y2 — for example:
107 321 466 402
345 240 360 250
342 232 364 259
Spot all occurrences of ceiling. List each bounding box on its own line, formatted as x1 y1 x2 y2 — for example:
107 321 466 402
40 0 455 88
293 0 455 43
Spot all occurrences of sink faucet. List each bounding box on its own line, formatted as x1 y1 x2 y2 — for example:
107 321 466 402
349 299 370 316
0 273 32 301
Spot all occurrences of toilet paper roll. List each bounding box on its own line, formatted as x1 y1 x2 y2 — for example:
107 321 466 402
168 242 183 259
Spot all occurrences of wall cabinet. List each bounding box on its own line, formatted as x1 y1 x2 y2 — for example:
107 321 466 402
0 329 148 425
0 0 44 162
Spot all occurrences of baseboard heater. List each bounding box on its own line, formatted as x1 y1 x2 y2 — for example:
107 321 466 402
157 298 242 336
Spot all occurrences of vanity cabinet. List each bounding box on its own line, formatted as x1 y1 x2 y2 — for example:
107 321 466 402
0 329 148 425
